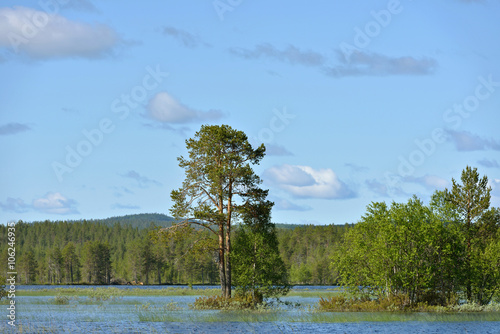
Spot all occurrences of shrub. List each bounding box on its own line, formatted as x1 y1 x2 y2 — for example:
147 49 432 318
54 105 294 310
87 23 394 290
0 276 7 300
52 294 70 305
190 295 260 310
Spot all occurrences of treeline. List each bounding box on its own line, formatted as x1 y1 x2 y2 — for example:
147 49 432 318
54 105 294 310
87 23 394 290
0 220 348 286
0 220 218 286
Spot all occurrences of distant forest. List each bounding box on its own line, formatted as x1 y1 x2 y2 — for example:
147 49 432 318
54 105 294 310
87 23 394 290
0 214 349 285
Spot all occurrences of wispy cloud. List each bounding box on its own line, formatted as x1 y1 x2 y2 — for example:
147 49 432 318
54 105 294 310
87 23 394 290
0 192 79 214
111 203 140 210
0 197 31 213
111 186 134 198
264 144 293 156
446 130 500 151
345 163 369 173
32 192 79 214
263 164 356 199
146 92 223 124
403 175 448 190
229 42 437 78
0 6 122 60
324 50 437 77
0 122 31 135
365 179 390 197
272 197 312 211
65 0 99 12
121 170 162 188
230 43 326 67
478 158 500 168
162 26 210 48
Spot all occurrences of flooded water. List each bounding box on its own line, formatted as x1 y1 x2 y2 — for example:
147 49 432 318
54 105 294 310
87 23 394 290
3 286 500 333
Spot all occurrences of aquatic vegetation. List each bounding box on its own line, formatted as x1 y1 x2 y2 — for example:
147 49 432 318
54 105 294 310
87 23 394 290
87 287 124 302
52 294 71 305
318 293 500 314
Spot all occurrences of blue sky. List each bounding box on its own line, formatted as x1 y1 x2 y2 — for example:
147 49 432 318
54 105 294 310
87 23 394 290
1 0 499 225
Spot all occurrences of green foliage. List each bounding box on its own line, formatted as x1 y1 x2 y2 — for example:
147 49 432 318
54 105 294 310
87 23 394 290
332 166 500 308
444 166 498 304
278 224 349 285
0 275 7 300
82 241 112 284
332 196 464 306
232 198 290 303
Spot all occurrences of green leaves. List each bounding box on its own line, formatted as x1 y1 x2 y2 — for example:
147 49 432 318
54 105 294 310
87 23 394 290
332 197 460 305
333 166 499 306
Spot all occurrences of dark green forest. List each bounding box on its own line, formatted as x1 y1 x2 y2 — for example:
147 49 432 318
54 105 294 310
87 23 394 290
0 216 348 286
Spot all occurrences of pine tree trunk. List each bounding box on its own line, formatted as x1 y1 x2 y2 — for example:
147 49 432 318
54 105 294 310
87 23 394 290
218 224 227 297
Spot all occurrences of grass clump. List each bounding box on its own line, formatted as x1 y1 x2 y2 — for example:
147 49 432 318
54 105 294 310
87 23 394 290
190 293 271 311
88 287 123 302
51 294 71 305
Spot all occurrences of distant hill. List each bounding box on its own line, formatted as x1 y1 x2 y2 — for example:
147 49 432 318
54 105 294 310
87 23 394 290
274 223 304 230
91 213 177 229
82 214 304 230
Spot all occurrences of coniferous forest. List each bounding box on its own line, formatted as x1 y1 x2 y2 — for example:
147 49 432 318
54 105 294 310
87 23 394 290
0 216 349 286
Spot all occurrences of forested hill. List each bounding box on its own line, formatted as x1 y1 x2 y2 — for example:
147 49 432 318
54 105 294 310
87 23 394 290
49 213 305 230
0 219 350 285
92 213 177 229
24 213 176 229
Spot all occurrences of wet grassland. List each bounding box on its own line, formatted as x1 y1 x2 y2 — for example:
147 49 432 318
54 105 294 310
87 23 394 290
3 287 500 333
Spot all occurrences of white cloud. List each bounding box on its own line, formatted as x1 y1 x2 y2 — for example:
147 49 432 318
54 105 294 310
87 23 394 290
263 164 355 199
32 192 79 214
147 92 223 124
0 6 121 60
